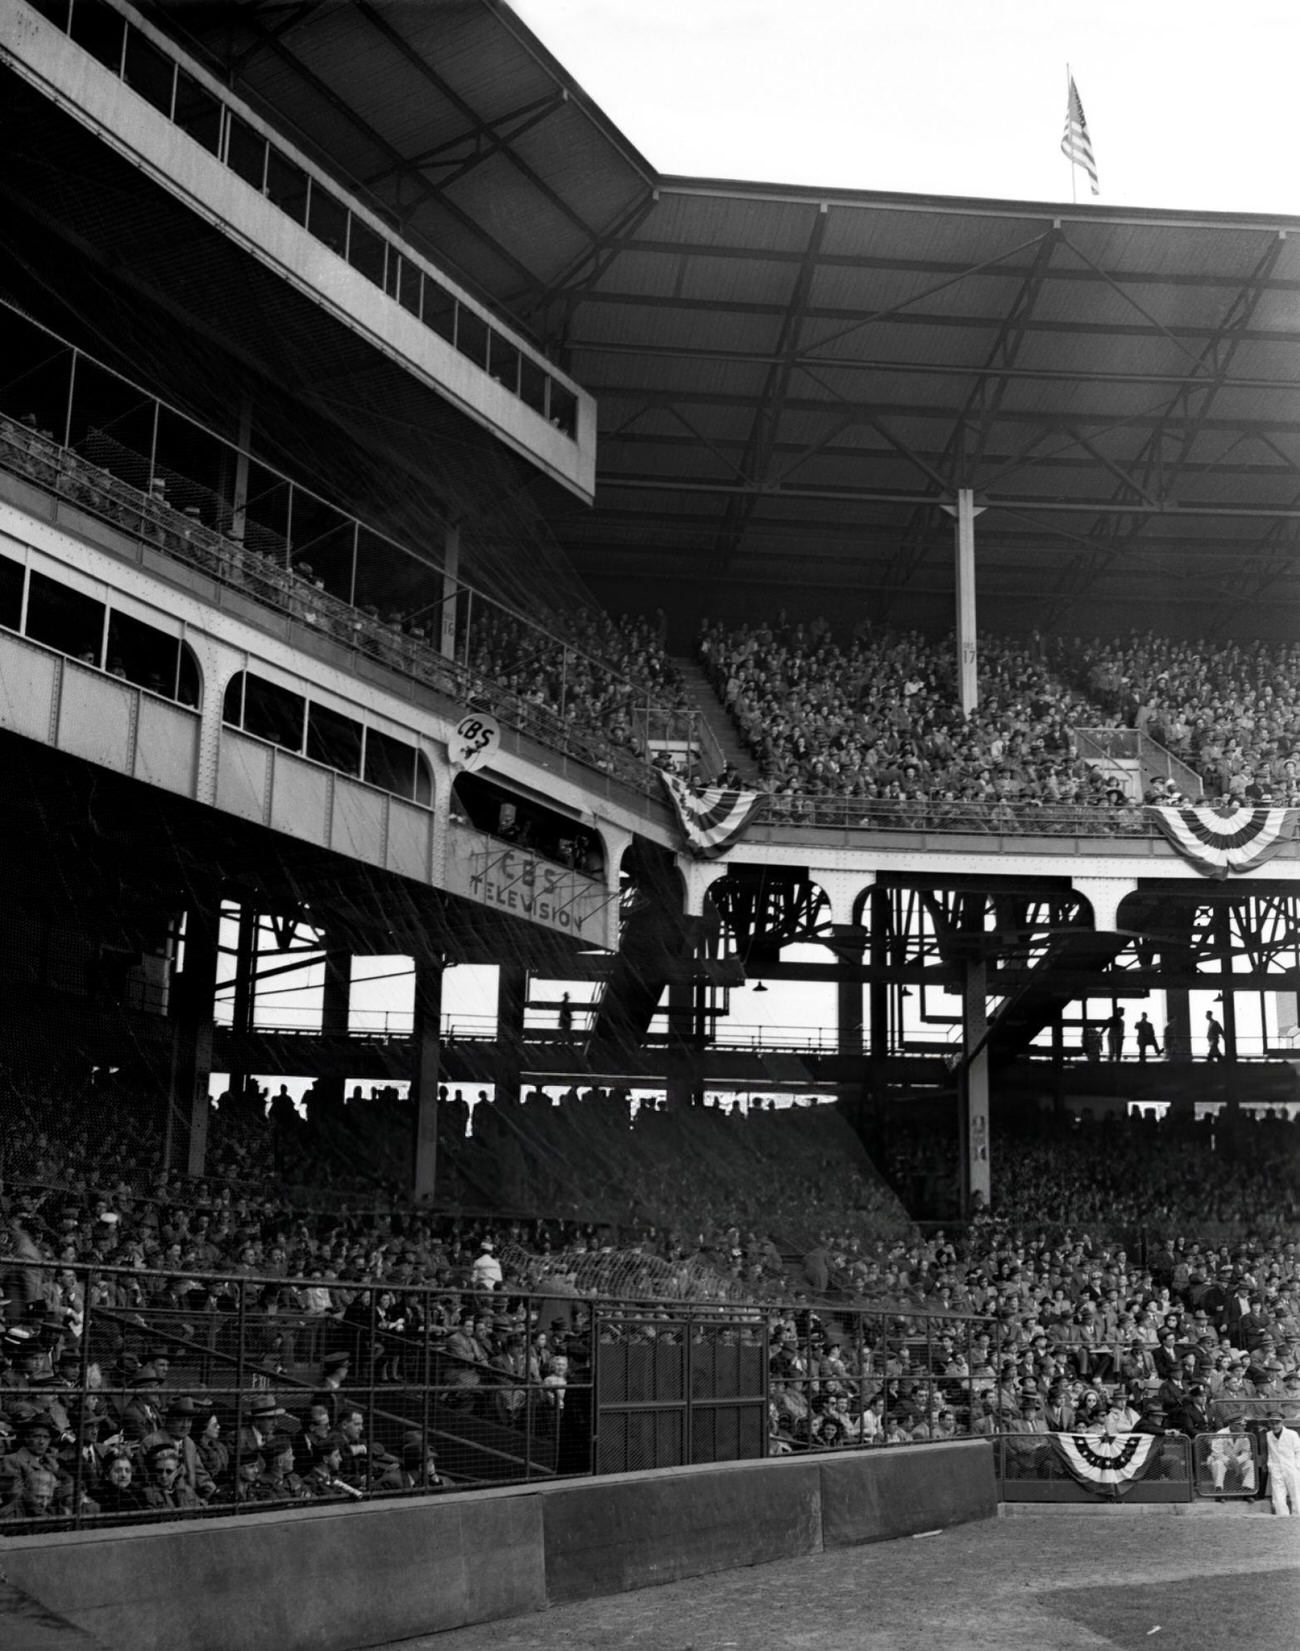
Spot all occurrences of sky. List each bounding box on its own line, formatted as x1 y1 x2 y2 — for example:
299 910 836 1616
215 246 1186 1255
511 0 1300 217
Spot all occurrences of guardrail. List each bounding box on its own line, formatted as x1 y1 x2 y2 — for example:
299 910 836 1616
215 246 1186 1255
0 299 697 802
996 1424 1289 1505
0 1258 1016 1532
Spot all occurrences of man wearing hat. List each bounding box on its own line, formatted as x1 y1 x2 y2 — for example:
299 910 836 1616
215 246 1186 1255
471 1239 502 1292
1213 1365 1256 1429
1179 1381 1214 1438
299 1433 361 1501
1135 1395 1184 1481
0 1411 76 1518
1264 1414 1300 1515
312 1350 352 1423
120 1371 166 1442
237 1393 290 1460
136 1347 173 1389
142 1396 215 1502
0 1326 47 1395
334 1405 395 1490
376 1431 447 1494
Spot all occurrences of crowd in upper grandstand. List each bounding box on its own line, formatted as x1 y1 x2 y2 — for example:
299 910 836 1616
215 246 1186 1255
698 617 1300 825
3 1059 1299 1523
11 407 1300 836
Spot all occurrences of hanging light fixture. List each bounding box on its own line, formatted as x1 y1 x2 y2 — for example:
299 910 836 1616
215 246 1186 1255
753 981 768 994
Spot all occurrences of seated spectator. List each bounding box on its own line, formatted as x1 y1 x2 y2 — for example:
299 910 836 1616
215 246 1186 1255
1202 1421 1257 1497
141 1442 198 1513
258 1434 309 1503
376 1432 447 1494
142 1396 217 1504
195 1409 229 1495
334 1406 394 1491
0 1412 77 1518
300 1433 363 1500
93 1449 149 1517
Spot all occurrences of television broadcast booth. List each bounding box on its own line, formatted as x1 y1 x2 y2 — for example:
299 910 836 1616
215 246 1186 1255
2 3 1299 1646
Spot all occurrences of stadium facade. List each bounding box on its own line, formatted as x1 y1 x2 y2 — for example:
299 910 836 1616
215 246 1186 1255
2 0 1300 1218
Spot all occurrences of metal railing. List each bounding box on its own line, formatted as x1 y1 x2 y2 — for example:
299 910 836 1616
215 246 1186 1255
752 792 1161 839
997 1424 1286 1504
0 301 692 802
1074 727 1204 801
22 0 580 438
0 1258 1012 1531
0 1258 588 1530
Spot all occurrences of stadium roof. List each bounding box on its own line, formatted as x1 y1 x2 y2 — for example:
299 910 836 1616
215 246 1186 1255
150 1 1300 639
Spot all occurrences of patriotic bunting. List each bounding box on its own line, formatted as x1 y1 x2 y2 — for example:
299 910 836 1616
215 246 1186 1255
1050 1430 1158 1494
1147 804 1298 878
659 772 765 859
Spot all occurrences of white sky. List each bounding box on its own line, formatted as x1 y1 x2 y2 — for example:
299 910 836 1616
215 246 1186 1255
512 0 1300 217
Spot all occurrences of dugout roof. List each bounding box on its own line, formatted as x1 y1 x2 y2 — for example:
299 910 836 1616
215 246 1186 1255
148 1 1300 639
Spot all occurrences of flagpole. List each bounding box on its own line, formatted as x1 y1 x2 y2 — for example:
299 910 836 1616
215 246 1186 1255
1066 63 1076 204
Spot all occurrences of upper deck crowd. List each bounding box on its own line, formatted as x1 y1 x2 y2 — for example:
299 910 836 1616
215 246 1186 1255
9 407 1300 833
699 617 1300 827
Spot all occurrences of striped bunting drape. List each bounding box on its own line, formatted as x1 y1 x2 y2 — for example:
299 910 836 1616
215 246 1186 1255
659 772 765 859
1147 805 1298 877
1050 1431 1159 1494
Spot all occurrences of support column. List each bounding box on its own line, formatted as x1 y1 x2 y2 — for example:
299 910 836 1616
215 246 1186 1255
316 949 351 1110
665 980 704 1109
1073 876 1137 935
1162 904 1195 1092
166 900 218 1177
868 888 890 1070
950 487 985 716
832 924 865 1117
411 959 442 1200
227 904 258 1110
497 964 527 1108
439 521 461 661
1050 1016 1067 1118
836 946 864 1061
229 397 253 541
960 958 991 1214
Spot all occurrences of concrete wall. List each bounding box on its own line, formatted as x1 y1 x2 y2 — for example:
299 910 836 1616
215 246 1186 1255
1 1443 996 1651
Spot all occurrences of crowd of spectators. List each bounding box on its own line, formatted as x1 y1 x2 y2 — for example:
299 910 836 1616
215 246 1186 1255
1 413 692 800
462 603 689 774
1049 631 1300 807
3 1060 1299 1525
698 616 1144 829
766 1213 1300 1498
697 615 1300 831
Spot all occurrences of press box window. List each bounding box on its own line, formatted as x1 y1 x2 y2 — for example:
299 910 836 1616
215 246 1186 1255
307 702 363 776
68 0 125 73
106 610 200 705
25 571 105 665
174 71 222 156
364 729 430 804
0 550 24 634
122 26 176 117
223 671 304 750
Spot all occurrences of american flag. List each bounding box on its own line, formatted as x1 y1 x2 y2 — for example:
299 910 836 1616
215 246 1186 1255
1061 76 1099 196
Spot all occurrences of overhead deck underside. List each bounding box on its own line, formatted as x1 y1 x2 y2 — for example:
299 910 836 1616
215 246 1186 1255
148 0 1300 640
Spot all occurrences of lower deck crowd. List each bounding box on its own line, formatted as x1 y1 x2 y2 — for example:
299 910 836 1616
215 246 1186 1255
2 1070 1298 1525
